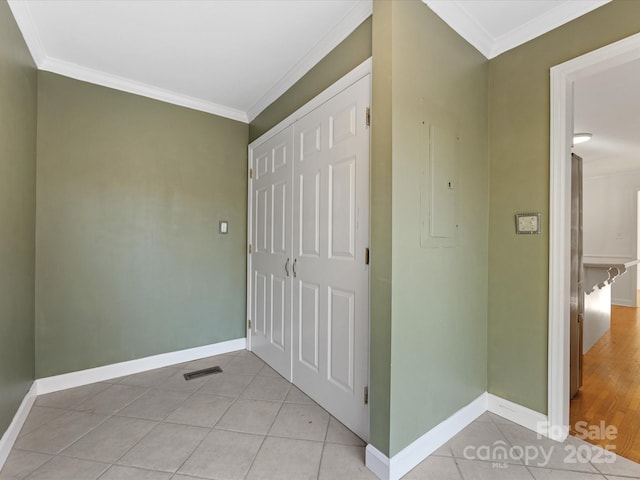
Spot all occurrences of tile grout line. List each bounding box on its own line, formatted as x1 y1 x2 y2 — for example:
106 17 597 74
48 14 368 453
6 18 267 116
175 352 268 479
111 353 243 475
170 359 251 478
6 355 237 480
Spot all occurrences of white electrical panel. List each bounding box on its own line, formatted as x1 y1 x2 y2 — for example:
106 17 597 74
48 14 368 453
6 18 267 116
420 104 459 248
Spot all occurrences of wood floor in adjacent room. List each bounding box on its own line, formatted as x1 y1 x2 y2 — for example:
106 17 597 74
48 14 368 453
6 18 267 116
571 304 640 463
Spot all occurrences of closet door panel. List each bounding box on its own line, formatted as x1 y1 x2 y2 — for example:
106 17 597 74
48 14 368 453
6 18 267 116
292 75 370 440
250 128 293 380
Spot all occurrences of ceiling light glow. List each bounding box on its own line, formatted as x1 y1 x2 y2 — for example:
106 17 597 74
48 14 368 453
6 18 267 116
573 133 592 145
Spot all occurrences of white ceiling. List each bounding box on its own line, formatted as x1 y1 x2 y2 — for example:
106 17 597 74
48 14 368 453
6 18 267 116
8 0 372 123
424 0 610 59
574 58 640 177
8 0 615 124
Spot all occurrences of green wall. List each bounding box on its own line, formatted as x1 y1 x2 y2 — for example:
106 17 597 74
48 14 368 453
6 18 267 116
35 73 248 378
488 0 640 414
384 0 489 456
0 1 37 434
370 0 393 456
249 17 371 142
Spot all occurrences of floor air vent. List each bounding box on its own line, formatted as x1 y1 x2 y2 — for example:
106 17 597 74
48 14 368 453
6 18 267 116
183 366 223 380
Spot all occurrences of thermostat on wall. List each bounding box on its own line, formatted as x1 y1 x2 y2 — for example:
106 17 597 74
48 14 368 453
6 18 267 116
515 213 541 235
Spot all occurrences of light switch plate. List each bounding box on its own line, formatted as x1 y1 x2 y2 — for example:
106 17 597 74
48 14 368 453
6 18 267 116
219 220 228 234
515 213 541 235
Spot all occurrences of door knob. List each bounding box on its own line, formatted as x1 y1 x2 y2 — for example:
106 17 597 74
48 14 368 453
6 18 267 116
293 258 297 278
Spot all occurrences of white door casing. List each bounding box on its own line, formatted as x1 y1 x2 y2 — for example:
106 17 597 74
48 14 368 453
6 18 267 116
292 76 370 440
247 62 371 441
548 32 640 441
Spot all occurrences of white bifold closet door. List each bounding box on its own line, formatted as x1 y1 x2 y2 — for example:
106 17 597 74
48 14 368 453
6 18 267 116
250 127 293 379
250 74 370 440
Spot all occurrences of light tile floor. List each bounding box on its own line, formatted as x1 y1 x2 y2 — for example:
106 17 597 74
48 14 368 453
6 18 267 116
1 350 640 479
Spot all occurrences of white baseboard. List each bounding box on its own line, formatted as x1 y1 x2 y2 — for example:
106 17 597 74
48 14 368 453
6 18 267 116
366 393 487 480
0 338 246 471
365 393 551 480
0 382 38 470
487 393 548 436
365 444 391 480
612 297 635 307
36 337 246 395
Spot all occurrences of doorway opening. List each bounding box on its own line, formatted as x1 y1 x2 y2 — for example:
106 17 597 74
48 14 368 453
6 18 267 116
549 32 640 461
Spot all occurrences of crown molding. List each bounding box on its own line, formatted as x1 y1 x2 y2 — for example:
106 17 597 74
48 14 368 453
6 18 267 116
423 0 610 60
423 0 493 59
246 0 372 122
39 58 248 122
9 0 371 123
490 0 611 58
7 0 47 66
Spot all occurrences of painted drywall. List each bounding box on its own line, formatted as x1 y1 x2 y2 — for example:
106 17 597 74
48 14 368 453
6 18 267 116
385 0 489 456
583 172 640 306
248 16 371 142
369 0 393 456
0 1 37 434
35 72 248 378
488 0 640 413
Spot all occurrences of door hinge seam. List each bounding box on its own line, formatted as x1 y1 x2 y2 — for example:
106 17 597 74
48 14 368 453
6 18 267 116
249 168 253 179
365 247 370 265
248 319 252 329
364 386 369 405
365 107 371 127
248 244 253 254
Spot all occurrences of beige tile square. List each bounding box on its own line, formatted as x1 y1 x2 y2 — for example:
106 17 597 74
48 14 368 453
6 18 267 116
165 393 233 428
268 403 329 442
246 437 323 480
318 444 377 480
18 407 66 437
180 354 235 372
179 429 264 480
23 456 108 480
284 386 315 405
475 412 496 423
199 373 254 397
431 443 454 456
35 384 111 410
240 375 291 402
257 364 282 378
456 459 535 479
528 466 605 479
325 417 364 446
153 370 210 393
499 423 598 472
403 455 462 480
97 465 172 480
488 412 515 425
215 399 281 435
0 450 52 479
62 416 157 463
223 353 264 375
448 421 520 464
117 368 176 388
14 411 108 454
118 423 208 473
587 446 640 477
74 384 147 415
117 389 189 421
